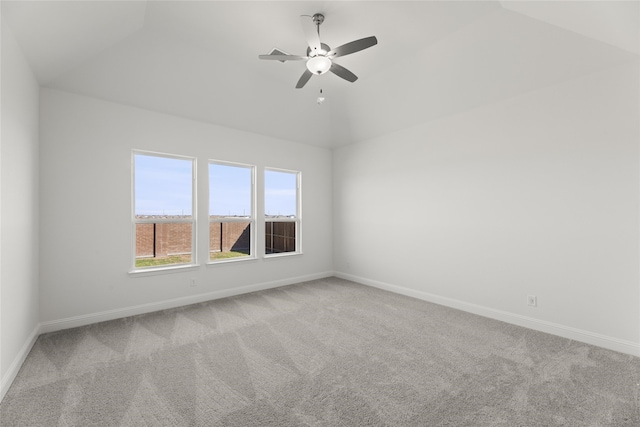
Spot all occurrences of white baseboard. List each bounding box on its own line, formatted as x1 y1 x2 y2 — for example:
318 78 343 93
1 323 40 402
40 271 333 334
335 271 640 357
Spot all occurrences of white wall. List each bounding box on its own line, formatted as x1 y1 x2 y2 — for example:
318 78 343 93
39 89 333 327
0 21 40 396
334 62 640 355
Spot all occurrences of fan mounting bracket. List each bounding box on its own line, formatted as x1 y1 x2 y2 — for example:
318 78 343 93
312 13 325 26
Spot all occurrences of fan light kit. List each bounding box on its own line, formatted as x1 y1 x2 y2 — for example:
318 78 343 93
307 56 332 75
259 13 378 88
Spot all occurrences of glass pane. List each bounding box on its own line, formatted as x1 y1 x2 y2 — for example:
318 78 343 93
265 170 297 218
209 163 252 217
135 222 192 268
210 222 251 261
135 154 193 217
265 221 296 254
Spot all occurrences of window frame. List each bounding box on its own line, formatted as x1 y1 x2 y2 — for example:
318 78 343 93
130 150 198 274
208 160 257 264
264 167 302 258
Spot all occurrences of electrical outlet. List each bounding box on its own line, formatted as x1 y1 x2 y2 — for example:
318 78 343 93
190 278 197 287
527 295 537 307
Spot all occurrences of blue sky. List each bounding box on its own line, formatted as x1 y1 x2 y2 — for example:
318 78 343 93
135 154 193 216
135 154 297 217
265 169 297 216
209 163 251 216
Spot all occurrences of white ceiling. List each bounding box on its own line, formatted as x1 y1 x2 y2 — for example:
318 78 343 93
2 1 639 148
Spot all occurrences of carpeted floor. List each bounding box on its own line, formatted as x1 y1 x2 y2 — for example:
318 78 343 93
1 277 639 426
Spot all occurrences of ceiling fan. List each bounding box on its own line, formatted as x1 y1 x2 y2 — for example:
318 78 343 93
259 13 378 89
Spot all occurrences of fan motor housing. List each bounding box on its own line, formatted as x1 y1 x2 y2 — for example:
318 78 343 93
307 43 331 57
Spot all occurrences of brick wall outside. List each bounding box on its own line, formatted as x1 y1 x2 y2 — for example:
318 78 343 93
136 223 155 257
136 219 294 258
136 219 252 259
136 222 192 257
209 222 251 253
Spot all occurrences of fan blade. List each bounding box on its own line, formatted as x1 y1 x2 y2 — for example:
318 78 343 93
330 63 358 83
300 15 322 55
259 54 307 61
296 69 314 88
329 36 378 58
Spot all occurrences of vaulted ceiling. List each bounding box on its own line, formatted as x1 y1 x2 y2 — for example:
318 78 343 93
3 1 638 148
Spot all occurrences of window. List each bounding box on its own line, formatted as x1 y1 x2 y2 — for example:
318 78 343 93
265 168 300 255
209 161 255 262
133 151 196 270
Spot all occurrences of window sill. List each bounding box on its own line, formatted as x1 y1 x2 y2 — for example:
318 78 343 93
128 264 200 277
206 256 258 267
263 252 303 260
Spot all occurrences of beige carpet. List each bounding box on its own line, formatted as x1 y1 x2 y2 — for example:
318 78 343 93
1 277 639 426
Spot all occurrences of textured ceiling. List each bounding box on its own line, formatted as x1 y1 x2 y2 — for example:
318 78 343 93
2 1 639 148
